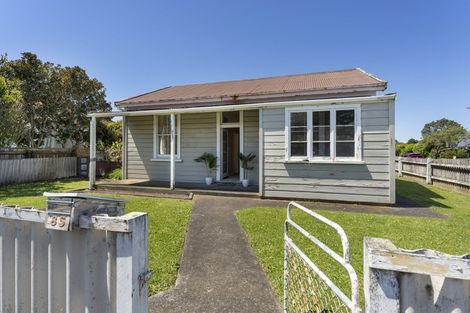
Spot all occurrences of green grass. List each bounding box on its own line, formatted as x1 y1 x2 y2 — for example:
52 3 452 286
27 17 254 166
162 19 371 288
0 179 192 295
236 177 470 303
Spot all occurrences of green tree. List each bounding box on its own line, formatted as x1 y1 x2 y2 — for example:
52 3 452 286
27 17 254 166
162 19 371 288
0 75 26 146
0 52 111 148
406 138 418 144
55 66 110 146
420 119 468 158
421 118 465 138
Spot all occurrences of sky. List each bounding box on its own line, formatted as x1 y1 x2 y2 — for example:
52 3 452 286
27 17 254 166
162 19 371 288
1 0 469 141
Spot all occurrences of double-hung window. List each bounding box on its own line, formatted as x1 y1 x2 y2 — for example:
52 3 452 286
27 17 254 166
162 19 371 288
152 114 180 160
286 105 361 162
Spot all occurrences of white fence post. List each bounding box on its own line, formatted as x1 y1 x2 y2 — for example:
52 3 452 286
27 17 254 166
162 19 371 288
398 157 403 177
426 158 433 184
115 212 149 313
364 238 400 313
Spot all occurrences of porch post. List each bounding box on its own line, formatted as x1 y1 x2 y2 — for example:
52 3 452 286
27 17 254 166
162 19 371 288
122 116 128 180
89 116 97 189
216 112 221 181
258 108 264 197
170 113 176 189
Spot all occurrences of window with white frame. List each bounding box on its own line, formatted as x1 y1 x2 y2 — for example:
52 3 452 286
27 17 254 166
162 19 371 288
286 105 361 162
153 115 180 159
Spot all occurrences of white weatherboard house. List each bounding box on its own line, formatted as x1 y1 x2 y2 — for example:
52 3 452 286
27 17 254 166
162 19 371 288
88 69 396 204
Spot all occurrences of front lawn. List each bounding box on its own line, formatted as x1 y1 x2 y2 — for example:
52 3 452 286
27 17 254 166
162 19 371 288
236 177 470 303
0 179 192 295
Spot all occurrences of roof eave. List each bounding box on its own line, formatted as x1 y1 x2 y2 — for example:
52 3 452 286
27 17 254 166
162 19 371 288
89 93 396 118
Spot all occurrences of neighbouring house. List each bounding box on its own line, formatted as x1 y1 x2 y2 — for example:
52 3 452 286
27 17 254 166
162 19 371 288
457 138 470 157
88 68 396 204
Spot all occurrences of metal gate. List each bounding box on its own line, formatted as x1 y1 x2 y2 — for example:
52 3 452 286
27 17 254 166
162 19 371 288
0 193 150 313
284 201 361 313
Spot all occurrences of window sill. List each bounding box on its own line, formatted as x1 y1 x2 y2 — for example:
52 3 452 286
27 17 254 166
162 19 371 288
150 158 183 163
284 159 365 165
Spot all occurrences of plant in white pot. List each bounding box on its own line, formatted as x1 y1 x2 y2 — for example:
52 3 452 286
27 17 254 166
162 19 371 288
194 152 217 185
238 152 256 187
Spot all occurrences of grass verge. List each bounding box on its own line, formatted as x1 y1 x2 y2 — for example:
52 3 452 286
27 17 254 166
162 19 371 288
0 179 192 295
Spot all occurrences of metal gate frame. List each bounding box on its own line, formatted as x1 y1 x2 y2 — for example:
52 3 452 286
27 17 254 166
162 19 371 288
284 201 361 313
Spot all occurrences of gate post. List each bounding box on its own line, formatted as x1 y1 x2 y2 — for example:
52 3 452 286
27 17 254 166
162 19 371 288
364 237 470 313
363 237 400 313
115 212 149 313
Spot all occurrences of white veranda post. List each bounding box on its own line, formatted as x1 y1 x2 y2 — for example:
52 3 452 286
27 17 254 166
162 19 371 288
89 116 97 189
170 113 176 189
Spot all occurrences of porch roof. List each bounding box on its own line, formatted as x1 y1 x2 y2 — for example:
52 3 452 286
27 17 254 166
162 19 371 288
88 93 396 118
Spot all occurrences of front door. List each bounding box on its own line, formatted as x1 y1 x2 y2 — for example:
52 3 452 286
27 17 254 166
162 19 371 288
222 128 240 180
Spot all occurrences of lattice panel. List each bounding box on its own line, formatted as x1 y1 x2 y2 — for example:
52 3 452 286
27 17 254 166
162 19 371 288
286 244 351 313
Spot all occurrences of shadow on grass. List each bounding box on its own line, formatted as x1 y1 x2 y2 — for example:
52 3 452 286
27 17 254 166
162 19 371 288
396 179 450 209
0 179 83 199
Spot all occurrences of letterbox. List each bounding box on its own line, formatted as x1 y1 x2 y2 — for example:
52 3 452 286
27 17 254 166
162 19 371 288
43 192 126 231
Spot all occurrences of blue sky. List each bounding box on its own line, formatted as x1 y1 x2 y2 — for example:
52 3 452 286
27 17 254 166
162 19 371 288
1 0 469 141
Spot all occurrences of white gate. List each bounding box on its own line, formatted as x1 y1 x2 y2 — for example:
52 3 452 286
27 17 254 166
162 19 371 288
284 201 361 313
0 193 150 313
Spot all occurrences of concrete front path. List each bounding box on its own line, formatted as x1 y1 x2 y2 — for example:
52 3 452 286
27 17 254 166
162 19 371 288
149 195 283 313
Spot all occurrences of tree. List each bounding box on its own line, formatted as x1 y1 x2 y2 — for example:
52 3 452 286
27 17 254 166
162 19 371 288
0 75 26 146
54 66 110 146
421 118 465 138
420 119 468 158
0 52 111 148
406 138 418 144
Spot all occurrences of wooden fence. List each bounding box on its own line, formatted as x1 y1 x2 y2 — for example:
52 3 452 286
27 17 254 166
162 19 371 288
395 157 470 189
0 148 74 160
0 157 77 186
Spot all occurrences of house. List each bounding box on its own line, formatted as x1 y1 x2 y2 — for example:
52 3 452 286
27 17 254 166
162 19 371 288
457 138 470 157
88 68 396 204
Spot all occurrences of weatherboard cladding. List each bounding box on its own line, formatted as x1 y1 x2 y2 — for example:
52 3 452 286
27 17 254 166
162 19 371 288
262 102 392 203
126 111 259 185
116 68 386 107
126 103 392 203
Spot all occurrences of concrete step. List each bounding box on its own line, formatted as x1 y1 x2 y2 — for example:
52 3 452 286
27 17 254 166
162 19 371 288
95 183 260 200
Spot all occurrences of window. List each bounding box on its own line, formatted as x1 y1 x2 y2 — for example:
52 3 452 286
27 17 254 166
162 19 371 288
336 110 355 157
312 111 330 158
290 112 308 157
153 114 180 159
286 105 361 162
222 111 240 124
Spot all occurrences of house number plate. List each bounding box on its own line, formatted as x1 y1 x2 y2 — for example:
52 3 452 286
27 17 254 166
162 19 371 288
45 213 71 231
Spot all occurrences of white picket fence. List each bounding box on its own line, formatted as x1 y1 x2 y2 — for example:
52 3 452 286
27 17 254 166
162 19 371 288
0 157 77 186
0 194 149 313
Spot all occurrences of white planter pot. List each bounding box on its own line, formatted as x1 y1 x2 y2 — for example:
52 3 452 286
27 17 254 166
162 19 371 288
205 177 213 185
241 179 249 188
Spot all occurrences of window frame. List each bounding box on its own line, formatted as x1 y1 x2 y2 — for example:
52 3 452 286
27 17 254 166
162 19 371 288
285 104 362 163
152 114 181 160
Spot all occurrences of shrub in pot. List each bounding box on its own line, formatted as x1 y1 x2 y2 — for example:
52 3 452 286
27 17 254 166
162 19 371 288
194 152 217 185
238 152 256 187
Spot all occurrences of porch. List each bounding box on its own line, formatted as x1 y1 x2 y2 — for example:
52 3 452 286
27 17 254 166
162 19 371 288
96 179 259 199
88 107 262 194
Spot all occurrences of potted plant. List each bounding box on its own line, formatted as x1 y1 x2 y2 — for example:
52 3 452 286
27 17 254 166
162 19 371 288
194 152 217 185
238 152 256 187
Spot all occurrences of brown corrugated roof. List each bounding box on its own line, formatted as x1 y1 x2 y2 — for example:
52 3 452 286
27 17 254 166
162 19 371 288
116 68 386 107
